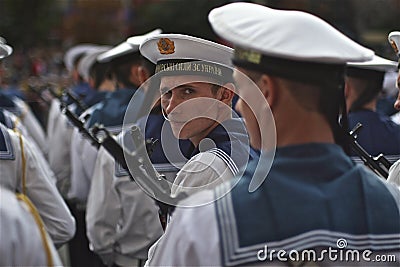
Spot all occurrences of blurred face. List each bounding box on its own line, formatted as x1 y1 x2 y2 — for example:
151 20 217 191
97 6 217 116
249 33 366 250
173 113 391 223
395 70 400 111
160 75 223 146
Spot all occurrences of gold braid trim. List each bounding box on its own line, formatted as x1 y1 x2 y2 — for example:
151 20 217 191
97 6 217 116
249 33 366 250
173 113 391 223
16 193 54 267
13 127 54 266
13 128 27 195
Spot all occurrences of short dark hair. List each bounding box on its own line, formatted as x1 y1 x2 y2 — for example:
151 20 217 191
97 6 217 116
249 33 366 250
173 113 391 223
89 61 111 89
345 75 383 112
243 69 348 151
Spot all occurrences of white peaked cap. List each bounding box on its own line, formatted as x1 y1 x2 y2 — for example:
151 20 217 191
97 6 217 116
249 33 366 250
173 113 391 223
64 44 100 72
388 31 400 58
0 37 13 59
208 2 374 64
77 46 112 82
347 55 398 72
97 28 163 63
140 34 234 83
97 42 134 63
139 33 233 66
127 28 162 49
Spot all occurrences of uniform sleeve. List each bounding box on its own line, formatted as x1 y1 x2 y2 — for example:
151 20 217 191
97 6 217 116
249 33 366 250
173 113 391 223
383 180 400 215
46 98 60 141
8 111 57 184
171 151 233 199
47 113 74 197
19 133 76 246
388 159 400 185
68 129 98 202
145 190 222 266
14 98 48 156
113 176 164 260
0 187 62 267
86 147 121 265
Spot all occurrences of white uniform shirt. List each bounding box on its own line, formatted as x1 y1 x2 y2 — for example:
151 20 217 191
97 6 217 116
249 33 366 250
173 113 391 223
47 108 74 197
146 183 400 267
13 97 48 156
391 111 400 125
0 124 75 246
68 128 98 202
2 109 55 184
86 146 164 266
46 98 61 145
0 186 62 266
388 159 400 185
66 102 102 201
171 151 234 202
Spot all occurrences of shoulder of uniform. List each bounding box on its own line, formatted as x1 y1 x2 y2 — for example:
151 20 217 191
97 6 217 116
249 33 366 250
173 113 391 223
0 124 15 160
0 109 15 129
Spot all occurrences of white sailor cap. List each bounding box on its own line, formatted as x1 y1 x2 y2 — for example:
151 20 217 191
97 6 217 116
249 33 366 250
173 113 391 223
0 37 13 59
208 3 374 87
77 46 112 82
97 29 162 63
346 55 397 80
139 33 234 83
388 31 400 58
127 28 162 49
63 44 99 72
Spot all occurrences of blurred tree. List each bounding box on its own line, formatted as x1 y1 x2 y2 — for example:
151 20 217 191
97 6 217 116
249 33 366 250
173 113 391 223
61 0 123 45
0 0 62 49
134 0 231 42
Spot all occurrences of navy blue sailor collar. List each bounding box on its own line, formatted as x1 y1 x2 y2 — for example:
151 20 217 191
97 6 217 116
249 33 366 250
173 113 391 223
86 88 137 128
0 123 14 160
214 143 400 266
189 118 256 175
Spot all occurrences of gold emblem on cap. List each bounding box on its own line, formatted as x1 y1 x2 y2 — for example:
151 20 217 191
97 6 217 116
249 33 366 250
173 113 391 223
157 38 175 55
235 47 261 64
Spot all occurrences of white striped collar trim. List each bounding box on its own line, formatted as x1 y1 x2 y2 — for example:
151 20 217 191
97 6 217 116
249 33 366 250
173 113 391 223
0 126 15 160
215 184 400 266
207 148 239 176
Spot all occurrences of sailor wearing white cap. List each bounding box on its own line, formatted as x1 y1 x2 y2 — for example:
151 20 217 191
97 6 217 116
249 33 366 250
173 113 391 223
85 29 173 267
63 43 101 103
70 30 161 205
387 31 400 185
144 3 400 266
73 35 150 267
345 55 400 164
139 34 256 203
0 37 75 248
77 46 112 86
0 122 76 247
47 44 97 136
0 37 48 157
0 39 49 160
47 44 95 140
46 43 103 197
69 46 114 203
